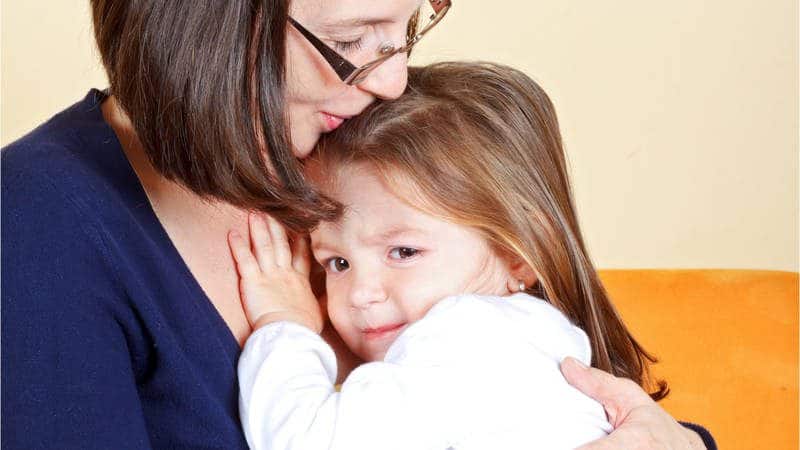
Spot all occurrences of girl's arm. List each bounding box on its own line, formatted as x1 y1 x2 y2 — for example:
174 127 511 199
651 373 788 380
230 214 421 449
237 321 419 450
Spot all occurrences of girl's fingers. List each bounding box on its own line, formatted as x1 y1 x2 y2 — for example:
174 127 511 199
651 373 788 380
227 231 260 278
291 234 312 276
248 213 275 272
265 214 292 268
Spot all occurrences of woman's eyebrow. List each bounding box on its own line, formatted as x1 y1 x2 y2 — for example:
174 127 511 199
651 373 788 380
322 17 392 30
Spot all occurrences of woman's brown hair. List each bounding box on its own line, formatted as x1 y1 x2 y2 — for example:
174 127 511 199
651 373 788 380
90 0 337 230
315 61 668 399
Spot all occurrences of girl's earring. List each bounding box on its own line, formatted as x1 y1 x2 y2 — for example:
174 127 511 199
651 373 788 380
507 279 526 293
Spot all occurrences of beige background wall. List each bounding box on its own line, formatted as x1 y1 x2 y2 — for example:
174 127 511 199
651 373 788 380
2 1 797 271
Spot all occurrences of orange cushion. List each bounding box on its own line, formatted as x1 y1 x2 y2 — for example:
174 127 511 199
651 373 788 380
599 269 798 450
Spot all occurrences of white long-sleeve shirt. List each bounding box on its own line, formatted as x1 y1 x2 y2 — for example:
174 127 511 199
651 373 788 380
238 293 612 450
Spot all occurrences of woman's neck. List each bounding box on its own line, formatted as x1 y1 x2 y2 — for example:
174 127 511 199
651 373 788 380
101 96 183 208
100 96 245 226
101 95 253 346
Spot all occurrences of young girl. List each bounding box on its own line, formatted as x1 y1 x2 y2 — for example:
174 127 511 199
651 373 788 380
228 62 667 450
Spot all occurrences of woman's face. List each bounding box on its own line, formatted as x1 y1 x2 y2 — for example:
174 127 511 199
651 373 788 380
286 0 420 157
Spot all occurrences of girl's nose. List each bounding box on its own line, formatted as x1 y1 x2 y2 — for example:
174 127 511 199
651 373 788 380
348 270 388 310
355 53 408 100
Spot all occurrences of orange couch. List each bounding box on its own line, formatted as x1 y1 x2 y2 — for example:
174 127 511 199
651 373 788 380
599 269 798 450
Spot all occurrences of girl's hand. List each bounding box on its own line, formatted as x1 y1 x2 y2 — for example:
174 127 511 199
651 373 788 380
228 213 324 334
560 357 707 449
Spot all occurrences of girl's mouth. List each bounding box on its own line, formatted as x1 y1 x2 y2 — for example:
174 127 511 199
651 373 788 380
362 322 407 341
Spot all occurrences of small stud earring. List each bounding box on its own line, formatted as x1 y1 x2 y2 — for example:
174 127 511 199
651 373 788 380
379 43 395 55
507 279 526 293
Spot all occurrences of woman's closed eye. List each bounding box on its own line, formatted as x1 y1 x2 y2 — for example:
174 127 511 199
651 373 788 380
333 38 363 53
327 24 386 56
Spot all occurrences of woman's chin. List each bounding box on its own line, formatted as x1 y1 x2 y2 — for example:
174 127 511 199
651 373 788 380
289 126 321 159
291 140 316 159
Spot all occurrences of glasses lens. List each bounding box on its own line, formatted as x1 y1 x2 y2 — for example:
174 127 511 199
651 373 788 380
415 0 450 39
345 0 450 85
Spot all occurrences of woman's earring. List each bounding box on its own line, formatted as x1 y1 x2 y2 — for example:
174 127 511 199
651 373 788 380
518 281 526 292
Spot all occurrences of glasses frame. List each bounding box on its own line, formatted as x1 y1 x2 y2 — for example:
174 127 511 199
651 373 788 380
288 0 452 85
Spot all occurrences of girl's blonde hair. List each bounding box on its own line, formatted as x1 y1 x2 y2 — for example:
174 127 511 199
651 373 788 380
315 61 667 399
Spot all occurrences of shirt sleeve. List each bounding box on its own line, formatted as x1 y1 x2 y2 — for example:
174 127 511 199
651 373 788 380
680 422 717 450
238 322 439 450
1 169 153 449
237 295 612 450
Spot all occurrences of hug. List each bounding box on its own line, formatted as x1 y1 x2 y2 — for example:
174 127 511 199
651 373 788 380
2 1 716 449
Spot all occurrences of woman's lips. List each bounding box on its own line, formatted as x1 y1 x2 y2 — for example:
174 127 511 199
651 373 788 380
321 112 347 132
362 323 407 341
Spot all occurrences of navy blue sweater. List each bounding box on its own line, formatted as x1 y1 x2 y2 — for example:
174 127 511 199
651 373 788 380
2 91 715 450
2 90 249 449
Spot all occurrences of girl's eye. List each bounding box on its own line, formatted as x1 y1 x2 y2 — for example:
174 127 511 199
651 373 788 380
333 38 363 53
326 257 350 273
388 247 419 260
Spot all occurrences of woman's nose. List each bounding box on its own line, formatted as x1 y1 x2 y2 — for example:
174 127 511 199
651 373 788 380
355 53 408 100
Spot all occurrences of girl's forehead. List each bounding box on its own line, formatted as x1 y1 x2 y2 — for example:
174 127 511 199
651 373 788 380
329 166 417 221
311 165 420 228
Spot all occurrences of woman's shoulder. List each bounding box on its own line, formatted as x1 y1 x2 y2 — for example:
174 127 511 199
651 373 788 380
1 90 159 305
3 90 148 237
3 90 132 202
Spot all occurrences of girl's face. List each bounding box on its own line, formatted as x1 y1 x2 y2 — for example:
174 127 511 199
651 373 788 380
286 0 419 157
310 164 514 362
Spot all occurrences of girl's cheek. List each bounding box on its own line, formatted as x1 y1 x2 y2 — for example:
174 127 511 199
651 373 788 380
395 273 447 321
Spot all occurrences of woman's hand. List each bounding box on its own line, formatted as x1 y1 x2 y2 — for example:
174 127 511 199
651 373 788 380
228 213 324 333
560 357 706 450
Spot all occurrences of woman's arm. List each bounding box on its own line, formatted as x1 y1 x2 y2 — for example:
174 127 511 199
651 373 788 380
2 172 152 449
2 289 153 449
560 357 716 450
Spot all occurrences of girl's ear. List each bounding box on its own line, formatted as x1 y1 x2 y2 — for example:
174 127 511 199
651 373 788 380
506 255 538 290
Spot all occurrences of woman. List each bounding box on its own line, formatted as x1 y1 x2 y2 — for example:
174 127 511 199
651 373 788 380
1 1 711 448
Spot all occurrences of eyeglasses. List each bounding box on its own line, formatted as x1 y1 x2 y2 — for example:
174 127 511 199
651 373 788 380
288 0 452 86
